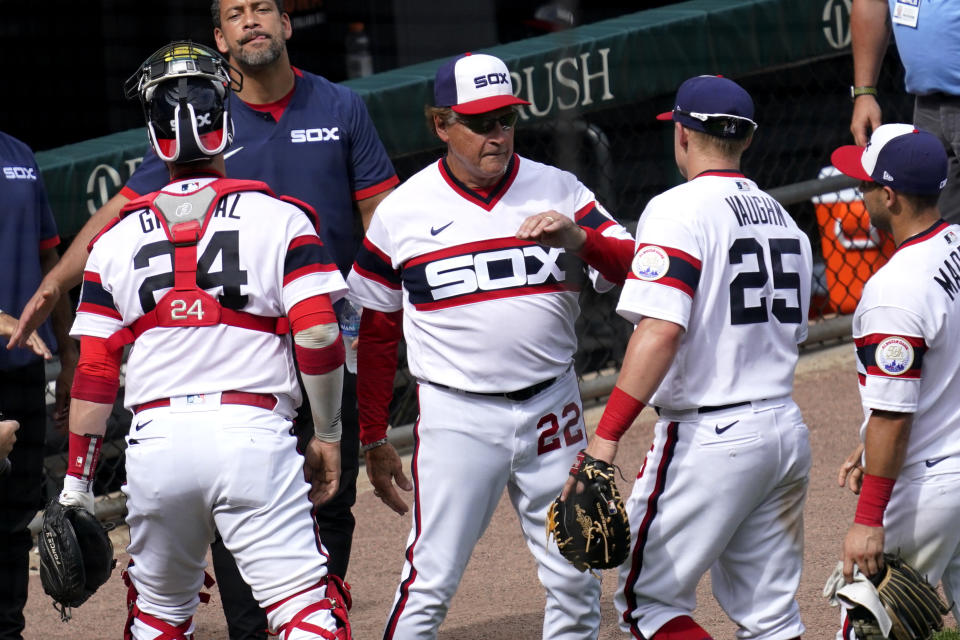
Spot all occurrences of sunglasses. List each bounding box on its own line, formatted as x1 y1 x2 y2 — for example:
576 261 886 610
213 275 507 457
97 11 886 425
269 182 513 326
673 109 757 138
455 111 519 135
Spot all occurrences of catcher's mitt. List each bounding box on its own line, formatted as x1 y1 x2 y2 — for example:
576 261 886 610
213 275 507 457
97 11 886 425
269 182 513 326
38 499 117 621
848 554 950 640
546 450 630 573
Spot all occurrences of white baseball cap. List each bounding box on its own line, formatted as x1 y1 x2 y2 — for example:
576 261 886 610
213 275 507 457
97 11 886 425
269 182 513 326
433 53 530 115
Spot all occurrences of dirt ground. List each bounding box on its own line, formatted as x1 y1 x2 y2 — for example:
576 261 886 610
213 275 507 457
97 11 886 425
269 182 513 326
21 342 953 639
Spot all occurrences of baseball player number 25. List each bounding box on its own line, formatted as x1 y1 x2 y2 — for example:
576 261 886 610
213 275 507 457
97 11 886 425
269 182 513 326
538 403 583 455
729 237 803 325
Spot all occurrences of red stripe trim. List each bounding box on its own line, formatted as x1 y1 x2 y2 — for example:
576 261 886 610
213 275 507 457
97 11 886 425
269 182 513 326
637 243 703 270
289 235 323 250
404 237 534 269
39 235 61 251
353 264 402 291
573 202 595 222
694 169 745 179
384 390 423 639
83 270 103 284
864 365 921 379
283 262 338 286
362 235 394 265
854 333 925 348
77 301 123 320
622 421 678 629
437 155 520 211
897 220 949 252
625 272 696 298
354 175 399 201
412 283 578 311
858 372 866 386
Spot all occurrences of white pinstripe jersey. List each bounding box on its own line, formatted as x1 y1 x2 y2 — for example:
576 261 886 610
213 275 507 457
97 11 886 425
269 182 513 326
346 154 633 393
853 220 960 467
617 171 813 410
71 176 347 409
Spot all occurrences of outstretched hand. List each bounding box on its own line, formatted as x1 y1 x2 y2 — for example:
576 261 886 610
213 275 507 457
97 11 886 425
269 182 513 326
365 442 413 515
7 284 61 352
1 312 52 359
515 210 586 251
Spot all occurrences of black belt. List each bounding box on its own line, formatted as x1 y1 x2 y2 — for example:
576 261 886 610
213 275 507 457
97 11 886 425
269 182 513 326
428 375 559 402
655 400 752 416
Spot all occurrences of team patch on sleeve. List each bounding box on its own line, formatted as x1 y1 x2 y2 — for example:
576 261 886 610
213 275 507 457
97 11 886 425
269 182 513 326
855 333 926 379
574 202 616 233
353 236 401 290
283 235 338 285
77 271 121 320
627 243 701 297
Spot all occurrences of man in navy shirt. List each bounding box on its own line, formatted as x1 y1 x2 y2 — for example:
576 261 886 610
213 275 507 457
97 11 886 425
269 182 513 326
12 1 397 638
0 130 76 640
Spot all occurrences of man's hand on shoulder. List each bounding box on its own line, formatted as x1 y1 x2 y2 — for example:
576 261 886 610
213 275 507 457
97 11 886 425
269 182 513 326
515 210 586 251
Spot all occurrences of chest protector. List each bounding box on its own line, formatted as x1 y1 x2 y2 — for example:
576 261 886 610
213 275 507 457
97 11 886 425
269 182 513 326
105 178 302 351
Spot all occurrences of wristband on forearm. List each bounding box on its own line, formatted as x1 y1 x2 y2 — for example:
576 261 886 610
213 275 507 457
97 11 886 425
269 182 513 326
854 473 896 527
360 437 389 453
66 432 103 489
595 386 646 442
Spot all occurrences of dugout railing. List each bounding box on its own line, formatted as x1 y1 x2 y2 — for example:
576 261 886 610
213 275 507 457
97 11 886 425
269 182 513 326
24 0 914 516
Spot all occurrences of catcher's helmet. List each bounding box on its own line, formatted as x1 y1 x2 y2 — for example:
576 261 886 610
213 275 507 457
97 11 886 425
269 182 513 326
124 41 242 163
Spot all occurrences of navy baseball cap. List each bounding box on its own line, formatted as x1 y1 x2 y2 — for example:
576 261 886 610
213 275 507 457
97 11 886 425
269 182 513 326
656 75 757 139
832 124 948 195
434 53 530 115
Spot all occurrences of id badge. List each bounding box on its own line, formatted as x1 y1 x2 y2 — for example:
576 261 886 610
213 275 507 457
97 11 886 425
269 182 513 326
169 392 222 412
892 0 920 28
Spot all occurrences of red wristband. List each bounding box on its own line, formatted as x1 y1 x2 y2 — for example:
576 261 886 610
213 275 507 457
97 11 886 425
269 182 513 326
595 386 645 442
854 473 896 527
67 432 103 483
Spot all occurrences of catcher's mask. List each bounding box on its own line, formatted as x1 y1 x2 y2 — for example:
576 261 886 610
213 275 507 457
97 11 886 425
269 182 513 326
124 41 242 164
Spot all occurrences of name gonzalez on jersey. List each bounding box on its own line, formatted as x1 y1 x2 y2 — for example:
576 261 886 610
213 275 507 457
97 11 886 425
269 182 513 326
290 127 340 143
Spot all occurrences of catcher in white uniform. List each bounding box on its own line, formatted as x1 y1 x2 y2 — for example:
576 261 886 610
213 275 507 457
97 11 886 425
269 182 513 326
563 75 813 640
346 53 634 639
61 42 351 639
831 124 960 638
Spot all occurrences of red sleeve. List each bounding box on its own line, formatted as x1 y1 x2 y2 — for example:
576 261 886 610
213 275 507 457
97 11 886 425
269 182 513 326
357 308 403 445
71 336 122 404
576 226 634 286
290 295 344 375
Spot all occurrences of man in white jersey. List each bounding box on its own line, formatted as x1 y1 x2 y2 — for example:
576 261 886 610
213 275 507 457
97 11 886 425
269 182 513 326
560 75 813 640
346 52 635 639
62 42 352 639
830 124 960 637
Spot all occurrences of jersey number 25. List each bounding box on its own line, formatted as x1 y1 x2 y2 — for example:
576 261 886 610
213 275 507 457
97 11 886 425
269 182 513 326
728 237 802 325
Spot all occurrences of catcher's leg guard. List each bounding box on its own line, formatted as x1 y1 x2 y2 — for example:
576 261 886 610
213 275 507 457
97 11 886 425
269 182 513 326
267 576 352 640
650 616 713 640
122 562 215 640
